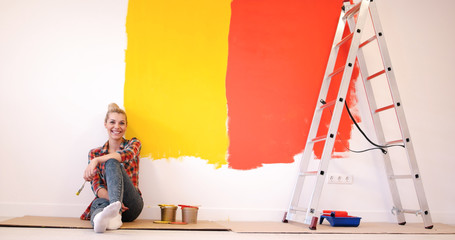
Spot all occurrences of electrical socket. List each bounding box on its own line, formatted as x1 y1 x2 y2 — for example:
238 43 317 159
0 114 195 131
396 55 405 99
328 174 353 184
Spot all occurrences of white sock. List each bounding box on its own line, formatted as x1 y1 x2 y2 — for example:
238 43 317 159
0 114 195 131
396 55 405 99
93 201 121 233
107 212 123 230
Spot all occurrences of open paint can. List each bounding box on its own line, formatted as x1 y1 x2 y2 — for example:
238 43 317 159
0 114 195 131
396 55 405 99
180 205 199 224
159 204 177 222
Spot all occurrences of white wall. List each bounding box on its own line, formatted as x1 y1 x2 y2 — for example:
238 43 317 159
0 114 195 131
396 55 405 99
0 0 454 225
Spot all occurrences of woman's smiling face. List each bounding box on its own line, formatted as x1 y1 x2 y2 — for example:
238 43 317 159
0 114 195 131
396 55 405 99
104 112 127 141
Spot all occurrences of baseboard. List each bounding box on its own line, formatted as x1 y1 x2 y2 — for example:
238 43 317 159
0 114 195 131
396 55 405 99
1 202 453 225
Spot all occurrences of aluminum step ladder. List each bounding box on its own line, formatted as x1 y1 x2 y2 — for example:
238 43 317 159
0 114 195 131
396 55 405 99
284 0 433 230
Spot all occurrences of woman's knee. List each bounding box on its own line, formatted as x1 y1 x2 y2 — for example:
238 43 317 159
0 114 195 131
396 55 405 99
105 158 121 169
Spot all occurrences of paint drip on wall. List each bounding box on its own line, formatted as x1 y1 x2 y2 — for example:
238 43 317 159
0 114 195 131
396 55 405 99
124 0 360 170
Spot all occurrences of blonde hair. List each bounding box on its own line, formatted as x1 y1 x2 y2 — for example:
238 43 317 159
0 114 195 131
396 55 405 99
105 103 127 124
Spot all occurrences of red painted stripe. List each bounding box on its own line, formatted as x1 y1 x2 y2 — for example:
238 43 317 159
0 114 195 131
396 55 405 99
225 0 358 169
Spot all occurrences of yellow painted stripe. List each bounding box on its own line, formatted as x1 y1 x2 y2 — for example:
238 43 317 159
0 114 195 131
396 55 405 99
124 0 231 168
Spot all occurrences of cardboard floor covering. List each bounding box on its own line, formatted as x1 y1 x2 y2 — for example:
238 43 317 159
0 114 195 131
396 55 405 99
0 216 228 231
218 221 455 234
1 216 454 234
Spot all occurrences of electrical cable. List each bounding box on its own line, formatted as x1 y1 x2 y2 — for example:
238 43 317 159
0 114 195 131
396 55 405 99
335 131 389 154
320 99 405 154
343 100 405 154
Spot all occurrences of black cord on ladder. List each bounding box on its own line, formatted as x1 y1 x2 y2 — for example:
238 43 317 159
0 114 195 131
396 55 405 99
344 101 407 154
335 132 388 154
320 99 405 154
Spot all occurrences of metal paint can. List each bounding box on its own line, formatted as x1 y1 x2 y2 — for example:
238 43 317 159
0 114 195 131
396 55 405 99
181 206 198 224
159 205 177 222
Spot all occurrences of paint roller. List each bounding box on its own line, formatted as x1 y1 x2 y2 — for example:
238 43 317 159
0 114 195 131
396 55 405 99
322 210 349 217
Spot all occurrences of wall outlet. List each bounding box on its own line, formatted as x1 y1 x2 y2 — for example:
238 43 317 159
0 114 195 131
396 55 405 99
328 174 353 184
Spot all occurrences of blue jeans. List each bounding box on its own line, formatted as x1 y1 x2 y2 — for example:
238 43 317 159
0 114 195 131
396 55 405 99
90 159 143 226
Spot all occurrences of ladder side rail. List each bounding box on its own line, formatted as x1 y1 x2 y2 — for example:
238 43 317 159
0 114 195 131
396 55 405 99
369 1 433 228
345 15 407 225
305 8 349 147
285 7 349 221
285 176 307 221
304 0 372 225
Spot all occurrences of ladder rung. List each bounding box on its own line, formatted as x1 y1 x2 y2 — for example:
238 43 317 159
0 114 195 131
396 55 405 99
367 69 386 80
401 209 423 215
392 207 424 215
328 65 345 78
319 100 336 110
336 33 354 48
375 104 394 113
359 35 377 48
343 2 361 20
386 139 404 145
300 171 318 177
311 135 327 143
390 175 413 180
290 207 308 213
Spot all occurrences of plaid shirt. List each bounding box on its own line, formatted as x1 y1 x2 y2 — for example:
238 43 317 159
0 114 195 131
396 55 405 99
80 137 142 220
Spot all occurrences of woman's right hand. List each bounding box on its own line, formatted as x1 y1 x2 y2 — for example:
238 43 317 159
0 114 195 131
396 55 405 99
83 158 99 181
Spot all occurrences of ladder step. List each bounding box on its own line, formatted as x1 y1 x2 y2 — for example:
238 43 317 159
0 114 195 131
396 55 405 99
367 69 386 80
390 175 413 180
385 139 404 145
337 33 376 50
319 100 335 110
401 209 424 215
375 104 394 113
311 135 327 143
290 207 308 213
393 207 425 215
343 2 361 20
336 33 354 48
299 171 318 177
328 65 345 78
359 35 377 48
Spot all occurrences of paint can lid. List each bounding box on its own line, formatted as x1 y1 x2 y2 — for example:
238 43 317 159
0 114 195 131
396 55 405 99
178 204 199 209
153 220 171 224
159 204 177 208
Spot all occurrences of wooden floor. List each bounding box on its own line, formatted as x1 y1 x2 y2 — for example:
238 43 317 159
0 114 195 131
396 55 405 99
1 217 454 240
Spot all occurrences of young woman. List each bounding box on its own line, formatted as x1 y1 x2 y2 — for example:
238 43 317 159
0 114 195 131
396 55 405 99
80 103 143 233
